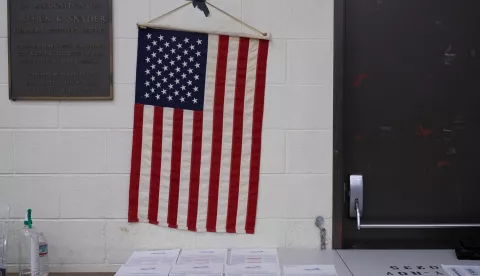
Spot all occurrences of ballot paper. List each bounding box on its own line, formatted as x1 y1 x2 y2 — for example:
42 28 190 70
177 249 228 264
442 265 480 276
169 263 224 276
225 264 280 276
115 264 173 276
125 250 180 266
283 265 338 276
229 249 279 265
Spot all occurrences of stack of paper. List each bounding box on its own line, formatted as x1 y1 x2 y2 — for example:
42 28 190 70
125 250 181 266
283 265 338 276
169 263 225 276
225 249 280 276
177 249 227 264
229 249 280 265
226 264 280 276
116 264 174 276
115 250 181 276
442 265 480 276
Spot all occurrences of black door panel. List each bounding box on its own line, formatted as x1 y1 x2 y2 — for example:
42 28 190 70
338 0 480 248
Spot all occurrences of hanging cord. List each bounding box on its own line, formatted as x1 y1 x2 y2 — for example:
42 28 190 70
205 2 267 37
145 1 268 37
148 2 191 24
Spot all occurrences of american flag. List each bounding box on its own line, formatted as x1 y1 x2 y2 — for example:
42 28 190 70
128 27 269 234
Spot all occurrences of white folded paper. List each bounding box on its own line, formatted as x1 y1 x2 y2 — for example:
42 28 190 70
225 264 280 276
177 249 228 264
115 265 173 276
442 265 480 276
283 265 338 276
169 263 225 276
229 249 280 265
125 250 181 266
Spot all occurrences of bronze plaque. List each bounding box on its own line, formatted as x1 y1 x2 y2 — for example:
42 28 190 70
8 0 113 100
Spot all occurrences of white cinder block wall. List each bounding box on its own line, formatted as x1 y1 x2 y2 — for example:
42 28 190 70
0 0 333 271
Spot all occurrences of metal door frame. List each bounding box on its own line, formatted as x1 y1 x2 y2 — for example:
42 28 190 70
332 0 346 249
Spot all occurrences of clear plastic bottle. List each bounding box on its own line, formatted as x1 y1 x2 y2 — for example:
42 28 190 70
37 233 48 276
0 205 10 276
18 209 48 276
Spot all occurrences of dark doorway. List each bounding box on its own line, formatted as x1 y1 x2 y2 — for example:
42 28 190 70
333 0 480 249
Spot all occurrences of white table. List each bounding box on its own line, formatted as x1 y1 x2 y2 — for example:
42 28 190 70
338 250 480 276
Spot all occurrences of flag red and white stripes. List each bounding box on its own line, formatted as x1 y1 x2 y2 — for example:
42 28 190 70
129 28 269 234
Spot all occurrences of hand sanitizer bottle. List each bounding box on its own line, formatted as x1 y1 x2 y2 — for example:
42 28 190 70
18 209 39 276
18 209 48 276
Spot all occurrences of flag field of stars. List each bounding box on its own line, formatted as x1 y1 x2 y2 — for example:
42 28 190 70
135 28 208 111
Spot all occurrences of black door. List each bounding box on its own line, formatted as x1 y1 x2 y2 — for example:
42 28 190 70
334 0 480 248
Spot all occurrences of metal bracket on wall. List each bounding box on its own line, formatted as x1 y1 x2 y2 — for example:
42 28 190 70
187 0 210 17
315 216 327 250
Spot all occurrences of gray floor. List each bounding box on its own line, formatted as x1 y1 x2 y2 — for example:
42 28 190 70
279 249 480 276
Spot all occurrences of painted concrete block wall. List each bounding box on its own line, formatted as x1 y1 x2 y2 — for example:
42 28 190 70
0 0 333 271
